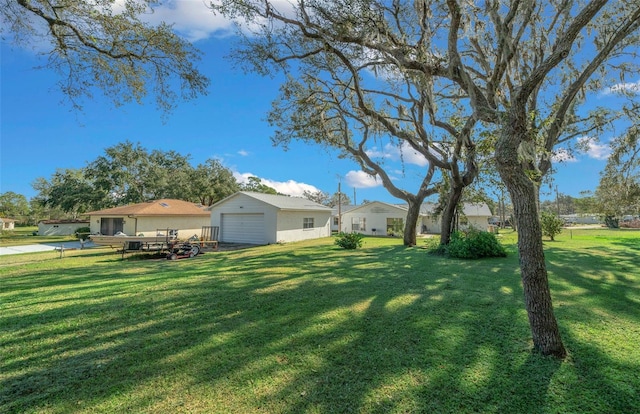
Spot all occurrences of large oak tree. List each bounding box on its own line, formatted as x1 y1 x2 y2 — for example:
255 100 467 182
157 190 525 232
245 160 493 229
213 0 640 357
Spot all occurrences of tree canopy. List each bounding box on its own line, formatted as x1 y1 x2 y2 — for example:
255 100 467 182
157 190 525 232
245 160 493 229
32 141 239 213
239 176 279 194
595 123 640 217
0 191 29 219
2 0 209 112
212 0 640 357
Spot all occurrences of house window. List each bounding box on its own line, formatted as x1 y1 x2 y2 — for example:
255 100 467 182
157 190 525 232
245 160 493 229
386 218 404 235
333 217 339 226
352 217 366 231
303 217 314 229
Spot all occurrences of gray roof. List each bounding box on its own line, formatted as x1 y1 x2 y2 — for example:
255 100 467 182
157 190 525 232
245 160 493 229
396 202 492 217
345 201 409 215
238 192 333 211
461 202 492 217
331 204 360 215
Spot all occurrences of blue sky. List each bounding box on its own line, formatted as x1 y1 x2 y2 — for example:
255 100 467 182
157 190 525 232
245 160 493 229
1 1 637 205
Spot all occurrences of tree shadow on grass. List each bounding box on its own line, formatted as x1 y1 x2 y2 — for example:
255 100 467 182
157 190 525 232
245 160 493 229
2 239 635 413
544 244 640 321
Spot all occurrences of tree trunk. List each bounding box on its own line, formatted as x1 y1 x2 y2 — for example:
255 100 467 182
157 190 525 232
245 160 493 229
403 198 422 246
510 178 566 357
439 184 463 245
496 115 567 358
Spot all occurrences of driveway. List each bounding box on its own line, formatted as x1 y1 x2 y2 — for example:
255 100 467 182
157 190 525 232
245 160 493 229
0 240 97 256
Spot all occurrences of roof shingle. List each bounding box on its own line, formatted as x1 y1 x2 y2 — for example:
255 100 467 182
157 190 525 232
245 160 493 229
85 199 209 216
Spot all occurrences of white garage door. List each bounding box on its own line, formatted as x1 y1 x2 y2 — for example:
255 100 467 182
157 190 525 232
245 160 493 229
221 213 266 244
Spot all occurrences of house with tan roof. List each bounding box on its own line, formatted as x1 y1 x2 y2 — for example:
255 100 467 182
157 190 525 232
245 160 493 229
85 199 210 239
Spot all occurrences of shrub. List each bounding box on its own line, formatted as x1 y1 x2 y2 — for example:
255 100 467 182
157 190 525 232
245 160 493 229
604 216 619 229
335 232 364 249
443 229 507 259
75 226 91 240
540 212 563 241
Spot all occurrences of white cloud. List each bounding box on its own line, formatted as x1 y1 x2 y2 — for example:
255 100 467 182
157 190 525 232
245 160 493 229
365 142 428 167
602 80 640 95
233 171 320 197
143 0 298 41
578 137 611 160
345 170 381 188
238 150 249 156
144 1 235 41
400 142 429 167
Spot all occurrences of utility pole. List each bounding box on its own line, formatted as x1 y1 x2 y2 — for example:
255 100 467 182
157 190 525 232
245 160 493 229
338 181 342 233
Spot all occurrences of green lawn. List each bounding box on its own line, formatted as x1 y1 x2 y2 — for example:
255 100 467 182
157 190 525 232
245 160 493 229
0 226 78 246
1 230 639 413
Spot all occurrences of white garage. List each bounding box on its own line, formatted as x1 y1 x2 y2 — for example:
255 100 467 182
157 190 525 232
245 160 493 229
210 192 332 245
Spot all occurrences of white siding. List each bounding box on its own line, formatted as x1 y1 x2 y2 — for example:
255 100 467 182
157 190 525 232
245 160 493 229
275 211 331 242
210 193 278 243
38 222 89 236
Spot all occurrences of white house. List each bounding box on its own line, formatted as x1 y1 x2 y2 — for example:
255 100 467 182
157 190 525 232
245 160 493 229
38 219 90 236
0 217 16 231
337 201 492 236
339 201 414 236
417 202 492 233
209 192 333 244
85 199 210 238
330 205 359 233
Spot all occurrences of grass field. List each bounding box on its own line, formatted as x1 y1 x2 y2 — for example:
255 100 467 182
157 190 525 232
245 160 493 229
1 229 639 413
0 226 78 246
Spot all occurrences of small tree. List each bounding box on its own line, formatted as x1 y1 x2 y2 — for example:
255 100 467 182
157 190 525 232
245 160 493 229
334 232 364 249
540 212 564 241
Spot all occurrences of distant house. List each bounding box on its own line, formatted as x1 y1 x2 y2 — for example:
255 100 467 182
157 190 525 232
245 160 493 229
560 214 601 225
416 202 492 233
336 201 492 236
38 219 90 236
0 217 16 231
330 205 358 233
209 192 332 245
85 199 210 239
339 201 411 236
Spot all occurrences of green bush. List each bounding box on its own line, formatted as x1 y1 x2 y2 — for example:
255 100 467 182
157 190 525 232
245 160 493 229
540 212 564 241
444 229 507 259
335 232 364 249
75 226 91 240
604 216 619 229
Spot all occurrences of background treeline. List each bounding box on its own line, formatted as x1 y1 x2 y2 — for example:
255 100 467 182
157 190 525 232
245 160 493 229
0 140 356 225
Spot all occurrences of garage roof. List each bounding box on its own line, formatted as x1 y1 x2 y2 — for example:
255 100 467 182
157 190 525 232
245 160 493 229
221 192 333 211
